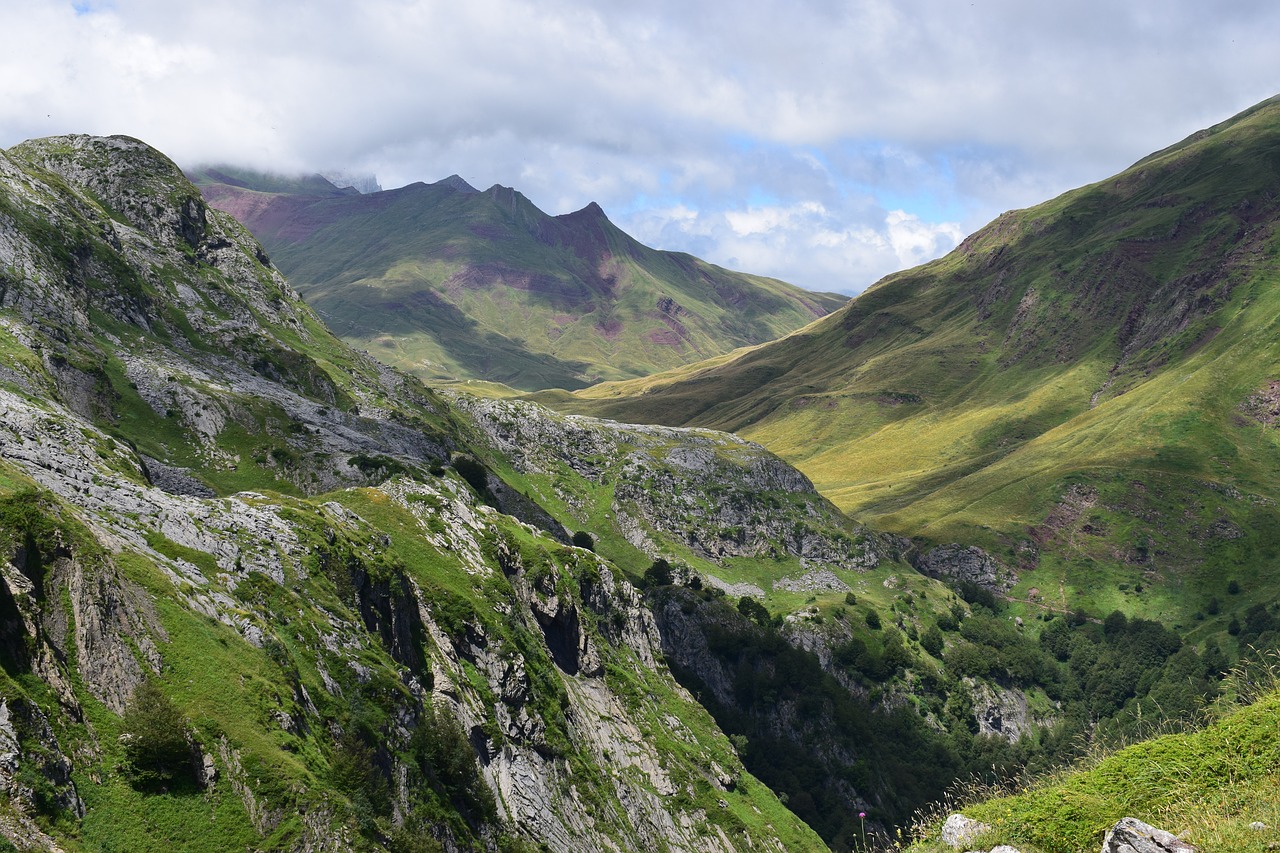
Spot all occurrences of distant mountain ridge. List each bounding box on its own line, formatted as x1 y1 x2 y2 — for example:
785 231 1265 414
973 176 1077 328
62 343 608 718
193 166 845 390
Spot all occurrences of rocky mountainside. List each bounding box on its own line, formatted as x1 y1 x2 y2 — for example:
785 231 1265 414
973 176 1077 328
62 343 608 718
548 94 1280 633
0 134 865 851
192 166 845 391
6 131 1268 853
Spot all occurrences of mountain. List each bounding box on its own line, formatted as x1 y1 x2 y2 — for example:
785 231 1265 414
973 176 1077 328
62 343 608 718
0 134 862 851
8 126 1273 851
192 166 846 391
548 95 1280 630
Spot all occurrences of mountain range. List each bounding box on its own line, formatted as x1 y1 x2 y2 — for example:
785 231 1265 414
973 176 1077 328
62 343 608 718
3 92 1280 853
0 133 869 851
193 166 845 391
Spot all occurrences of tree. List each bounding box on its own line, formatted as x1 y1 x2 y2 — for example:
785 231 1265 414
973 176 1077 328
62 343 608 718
737 596 771 627
1103 610 1128 637
643 558 673 588
921 624 945 658
119 680 194 789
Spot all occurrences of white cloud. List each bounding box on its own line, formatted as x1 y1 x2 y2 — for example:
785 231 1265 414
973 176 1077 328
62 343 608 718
725 202 827 237
3 0 1279 293
884 211 965 270
621 196 961 295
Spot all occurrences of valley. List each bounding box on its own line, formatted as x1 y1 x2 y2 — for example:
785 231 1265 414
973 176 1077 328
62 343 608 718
548 95 1280 642
1 94 1280 853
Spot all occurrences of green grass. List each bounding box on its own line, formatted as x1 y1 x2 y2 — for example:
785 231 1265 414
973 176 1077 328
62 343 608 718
551 94 1280 633
908 670 1280 853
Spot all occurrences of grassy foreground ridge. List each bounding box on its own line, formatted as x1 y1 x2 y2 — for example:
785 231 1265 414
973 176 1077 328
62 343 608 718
909 656 1280 852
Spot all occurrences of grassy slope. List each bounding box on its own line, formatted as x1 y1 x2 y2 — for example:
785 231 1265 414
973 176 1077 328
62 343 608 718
195 170 845 390
553 96 1280 628
909 678 1280 853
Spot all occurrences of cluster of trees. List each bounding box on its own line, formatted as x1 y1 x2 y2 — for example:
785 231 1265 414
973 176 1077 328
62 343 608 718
656 574 1259 852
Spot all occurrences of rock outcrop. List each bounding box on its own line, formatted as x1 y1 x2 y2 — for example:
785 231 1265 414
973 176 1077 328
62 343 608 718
941 813 993 848
916 544 1012 592
1101 817 1197 853
0 134 827 851
452 394 882 577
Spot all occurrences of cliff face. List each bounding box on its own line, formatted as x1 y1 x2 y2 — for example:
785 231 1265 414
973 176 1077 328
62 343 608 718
450 394 885 595
0 135 828 851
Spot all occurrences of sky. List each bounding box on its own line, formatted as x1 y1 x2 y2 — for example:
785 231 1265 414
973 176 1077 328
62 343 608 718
4 1 1279 295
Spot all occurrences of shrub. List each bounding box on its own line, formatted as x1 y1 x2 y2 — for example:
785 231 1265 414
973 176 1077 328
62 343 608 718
451 456 490 496
642 558 673 588
921 624 945 657
864 609 881 630
570 531 595 551
737 596 771 627
119 680 195 789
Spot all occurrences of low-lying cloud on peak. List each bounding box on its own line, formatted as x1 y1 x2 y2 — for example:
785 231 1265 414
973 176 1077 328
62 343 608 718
4 0 1278 293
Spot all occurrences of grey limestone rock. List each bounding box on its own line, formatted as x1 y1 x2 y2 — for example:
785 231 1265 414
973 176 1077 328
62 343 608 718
918 544 1012 591
451 393 881 572
942 813 992 848
1101 817 1197 853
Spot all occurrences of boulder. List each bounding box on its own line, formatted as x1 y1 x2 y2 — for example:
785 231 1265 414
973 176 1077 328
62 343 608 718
941 813 992 848
1101 817 1197 852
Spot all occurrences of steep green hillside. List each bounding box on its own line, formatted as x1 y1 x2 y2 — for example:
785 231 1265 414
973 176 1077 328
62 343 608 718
908 665 1280 852
194 167 844 390
554 95 1280 630
0 134 845 851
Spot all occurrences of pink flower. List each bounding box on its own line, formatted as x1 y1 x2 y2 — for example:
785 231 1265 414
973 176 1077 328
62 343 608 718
859 812 866 819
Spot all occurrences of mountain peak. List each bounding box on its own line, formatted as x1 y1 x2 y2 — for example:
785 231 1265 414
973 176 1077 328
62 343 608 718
556 200 609 223
436 174 480 194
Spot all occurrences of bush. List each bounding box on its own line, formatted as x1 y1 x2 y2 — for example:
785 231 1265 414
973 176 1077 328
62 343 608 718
451 456 490 497
412 704 496 825
643 558 673 588
570 531 595 551
921 624 945 657
119 681 195 789
864 609 881 630
737 596 771 627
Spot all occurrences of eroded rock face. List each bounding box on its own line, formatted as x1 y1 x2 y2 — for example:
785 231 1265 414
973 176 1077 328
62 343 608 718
917 544 1012 592
452 394 881 572
1101 817 1197 853
970 680 1042 743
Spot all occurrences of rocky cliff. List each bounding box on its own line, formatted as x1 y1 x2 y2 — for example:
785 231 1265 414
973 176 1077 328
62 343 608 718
450 394 882 580
0 135 828 851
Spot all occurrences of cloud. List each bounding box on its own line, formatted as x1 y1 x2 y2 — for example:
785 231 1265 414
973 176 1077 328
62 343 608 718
3 0 1279 292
